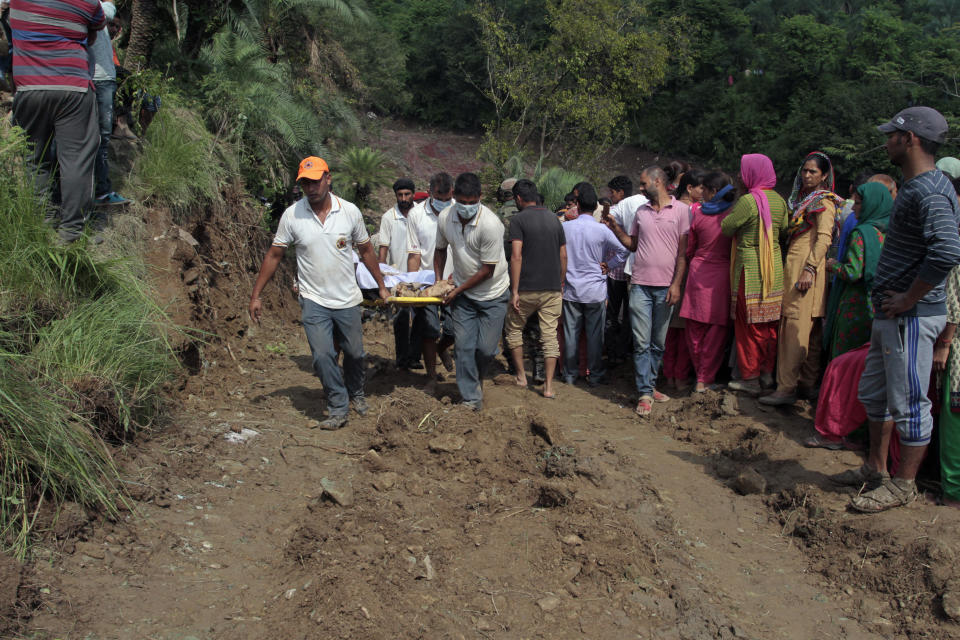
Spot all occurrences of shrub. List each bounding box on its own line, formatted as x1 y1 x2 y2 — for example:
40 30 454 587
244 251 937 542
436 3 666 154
332 146 392 206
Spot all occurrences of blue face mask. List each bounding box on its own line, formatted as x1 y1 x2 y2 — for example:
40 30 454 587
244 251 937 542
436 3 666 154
455 201 480 220
431 198 451 212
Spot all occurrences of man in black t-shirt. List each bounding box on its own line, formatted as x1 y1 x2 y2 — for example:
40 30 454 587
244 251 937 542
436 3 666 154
504 179 567 398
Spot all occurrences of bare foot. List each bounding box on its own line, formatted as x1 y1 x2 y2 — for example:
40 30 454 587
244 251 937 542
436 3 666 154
514 375 527 388
694 382 706 393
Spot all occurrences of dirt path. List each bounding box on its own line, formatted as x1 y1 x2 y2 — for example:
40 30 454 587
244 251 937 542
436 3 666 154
25 318 960 639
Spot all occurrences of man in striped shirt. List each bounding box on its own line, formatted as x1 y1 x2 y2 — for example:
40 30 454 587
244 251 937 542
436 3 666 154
847 106 960 513
10 0 105 243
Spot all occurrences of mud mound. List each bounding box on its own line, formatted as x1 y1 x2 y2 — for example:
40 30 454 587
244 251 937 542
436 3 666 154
769 485 960 636
268 389 739 639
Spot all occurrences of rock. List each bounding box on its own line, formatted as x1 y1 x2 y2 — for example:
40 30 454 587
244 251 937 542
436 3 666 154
320 478 355 507
476 617 495 631
361 449 389 472
182 267 201 285
565 582 581 598
733 468 767 495
428 434 465 453
176 227 200 247
217 459 246 476
372 472 399 492
720 393 739 417
75 542 105 559
561 563 583 582
416 554 435 580
530 413 559 445
284 588 297 600
537 595 562 612
537 483 574 507
561 534 584 546
943 588 960 622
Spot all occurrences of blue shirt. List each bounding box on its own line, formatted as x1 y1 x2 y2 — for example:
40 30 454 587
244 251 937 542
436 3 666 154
562 214 628 304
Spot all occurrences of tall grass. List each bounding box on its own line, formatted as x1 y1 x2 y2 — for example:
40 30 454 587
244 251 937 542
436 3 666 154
128 105 228 216
0 125 180 558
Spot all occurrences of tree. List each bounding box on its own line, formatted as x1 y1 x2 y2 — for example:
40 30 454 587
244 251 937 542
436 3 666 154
126 0 160 69
474 0 691 170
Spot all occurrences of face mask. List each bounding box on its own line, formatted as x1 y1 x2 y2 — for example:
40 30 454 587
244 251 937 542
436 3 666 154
456 201 480 220
431 198 451 212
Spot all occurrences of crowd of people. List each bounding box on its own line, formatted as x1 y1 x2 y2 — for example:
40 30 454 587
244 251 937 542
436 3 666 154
250 105 960 516
4 0 148 245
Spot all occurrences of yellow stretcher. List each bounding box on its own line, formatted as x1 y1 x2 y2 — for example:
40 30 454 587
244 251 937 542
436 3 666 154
362 296 444 307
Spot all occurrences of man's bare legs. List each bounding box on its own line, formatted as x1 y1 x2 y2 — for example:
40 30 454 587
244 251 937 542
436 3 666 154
510 345 527 387
865 419 895 473
422 335 454 395
543 356 558 398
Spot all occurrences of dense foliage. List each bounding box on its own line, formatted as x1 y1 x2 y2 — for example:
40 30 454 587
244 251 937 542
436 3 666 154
124 0 958 187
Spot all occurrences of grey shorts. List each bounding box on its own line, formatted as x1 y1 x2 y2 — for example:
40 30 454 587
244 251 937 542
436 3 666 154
857 315 945 446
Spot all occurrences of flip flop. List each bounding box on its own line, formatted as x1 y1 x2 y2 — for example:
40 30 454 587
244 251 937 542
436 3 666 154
803 434 844 450
542 390 557 400
635 396 653 417
651 390 671 402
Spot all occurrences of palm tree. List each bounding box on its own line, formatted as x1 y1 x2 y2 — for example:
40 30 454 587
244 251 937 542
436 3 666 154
126 0 159 69
332 147 391 205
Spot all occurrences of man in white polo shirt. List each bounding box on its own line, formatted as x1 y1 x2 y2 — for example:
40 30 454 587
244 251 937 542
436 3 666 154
249 156 389 430
378 177 421 370
407 172 456 392
434 172 510 410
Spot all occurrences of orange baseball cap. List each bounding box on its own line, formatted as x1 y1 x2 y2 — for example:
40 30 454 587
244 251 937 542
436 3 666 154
297 156 329 181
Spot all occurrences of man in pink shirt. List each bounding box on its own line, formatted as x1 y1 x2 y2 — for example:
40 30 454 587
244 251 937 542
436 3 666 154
604 166 690 416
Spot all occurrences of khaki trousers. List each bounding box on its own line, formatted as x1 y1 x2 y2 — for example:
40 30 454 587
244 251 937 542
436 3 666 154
776 315 822 391
505 291 562 359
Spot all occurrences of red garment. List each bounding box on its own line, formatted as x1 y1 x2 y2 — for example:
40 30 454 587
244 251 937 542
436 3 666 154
735 274 777 379
663 327 692 380
686 320 728 384
814 345 900 473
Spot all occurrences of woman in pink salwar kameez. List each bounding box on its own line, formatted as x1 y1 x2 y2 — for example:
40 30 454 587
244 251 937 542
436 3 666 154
679 173 736 392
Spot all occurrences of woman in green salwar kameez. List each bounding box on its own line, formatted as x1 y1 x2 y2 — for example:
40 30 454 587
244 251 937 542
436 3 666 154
823 182 892 359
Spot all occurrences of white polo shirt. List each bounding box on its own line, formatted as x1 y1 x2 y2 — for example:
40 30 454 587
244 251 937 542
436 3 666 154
407 199 453 277
377 206 410 268
435 204 509 301
273 195 370 309
611 193 648 276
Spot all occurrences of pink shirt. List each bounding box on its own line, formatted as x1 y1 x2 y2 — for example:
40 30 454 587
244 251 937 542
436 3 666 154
629 196 690 287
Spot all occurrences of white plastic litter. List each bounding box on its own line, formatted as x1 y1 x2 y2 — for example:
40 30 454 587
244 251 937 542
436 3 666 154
224 428 259 443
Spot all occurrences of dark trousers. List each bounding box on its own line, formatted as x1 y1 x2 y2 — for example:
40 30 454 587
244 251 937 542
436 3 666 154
605 277 631 359
94 80 116 198
13 89 99 241
393 307 423 367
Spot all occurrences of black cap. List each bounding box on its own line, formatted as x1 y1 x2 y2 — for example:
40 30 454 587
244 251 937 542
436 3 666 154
877 106 948 144
393 177 415 192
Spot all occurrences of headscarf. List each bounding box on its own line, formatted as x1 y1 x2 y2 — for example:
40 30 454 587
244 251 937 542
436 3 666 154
786 151 845 240
700 184 735 216
739 154 777 298
937 157 960 180
824 182 892 351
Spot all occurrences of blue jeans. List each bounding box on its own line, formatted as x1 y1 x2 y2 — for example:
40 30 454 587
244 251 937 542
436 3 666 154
562 300 606 383
300 298 366 417
94 80 116 198
450 291 509 408
629 284 672 395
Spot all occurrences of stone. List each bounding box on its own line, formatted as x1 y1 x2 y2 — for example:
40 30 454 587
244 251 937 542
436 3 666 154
561 563 583 583
320 478 354 507
217 459 246 476
733 468 767 495
943 589 960 622
428 434 465 453
416 554 435 580
361 449 389 472
537 595 562 612
182 267 201 285
561 534 584 546
720 393 739 417
372 472 399 492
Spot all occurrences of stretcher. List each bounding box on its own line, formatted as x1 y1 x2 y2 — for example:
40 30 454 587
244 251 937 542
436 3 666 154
361 296 445 307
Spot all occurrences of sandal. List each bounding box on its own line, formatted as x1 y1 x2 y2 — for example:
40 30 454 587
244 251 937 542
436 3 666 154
651 390 671 402
830 463 888 488
850 477 918 513
804 434 844 450
635 396 653 417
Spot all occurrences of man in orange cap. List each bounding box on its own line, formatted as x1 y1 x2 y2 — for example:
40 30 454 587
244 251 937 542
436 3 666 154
250 156 390 429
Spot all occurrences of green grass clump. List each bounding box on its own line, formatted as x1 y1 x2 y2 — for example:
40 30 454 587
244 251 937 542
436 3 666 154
128 104 228 216
0 125 181 558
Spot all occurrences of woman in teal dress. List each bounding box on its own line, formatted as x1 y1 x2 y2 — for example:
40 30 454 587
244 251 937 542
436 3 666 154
823 182 891 359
